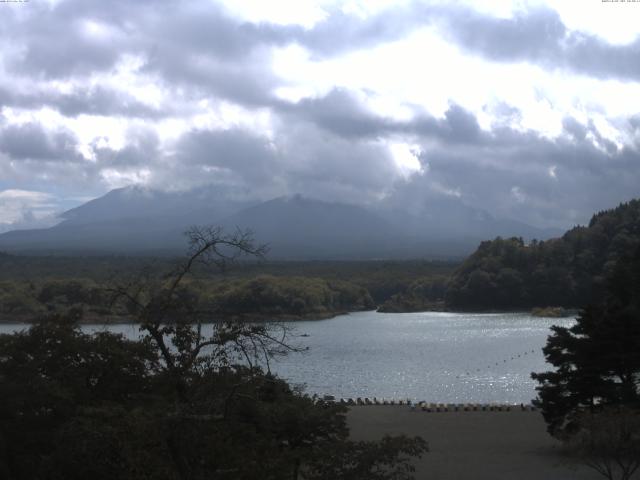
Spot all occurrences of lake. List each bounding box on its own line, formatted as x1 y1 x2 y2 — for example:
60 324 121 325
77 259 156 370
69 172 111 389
0 311 573 404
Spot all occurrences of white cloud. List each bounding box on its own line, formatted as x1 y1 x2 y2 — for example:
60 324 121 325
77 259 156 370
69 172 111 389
0 189 60 231
544 0 640 45
389 142 423 178
0 189 52 202
99 168 152 190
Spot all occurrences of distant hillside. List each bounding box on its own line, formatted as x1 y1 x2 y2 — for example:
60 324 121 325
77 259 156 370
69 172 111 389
378 195 559 242
218 195 398 259
445 199 640 310
0 185 559 259
60 185 249 226
0 216 187 254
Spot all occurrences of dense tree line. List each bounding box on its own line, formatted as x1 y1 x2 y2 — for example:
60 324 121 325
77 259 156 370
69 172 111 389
377 276 448 313
0 276 374 322
446 200 640 310
0 258 456 321
0 279 126 321
210 275 374 319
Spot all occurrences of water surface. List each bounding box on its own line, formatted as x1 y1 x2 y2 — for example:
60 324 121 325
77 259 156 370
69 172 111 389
0 311 573 403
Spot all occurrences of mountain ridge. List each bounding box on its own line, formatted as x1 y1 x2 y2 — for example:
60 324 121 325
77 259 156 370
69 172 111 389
0 186 561 259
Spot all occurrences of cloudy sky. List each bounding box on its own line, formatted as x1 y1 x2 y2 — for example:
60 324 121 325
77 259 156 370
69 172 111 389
1 0 640 232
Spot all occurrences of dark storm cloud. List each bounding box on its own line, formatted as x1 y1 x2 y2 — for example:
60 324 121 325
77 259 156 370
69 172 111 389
299 2 640 82
298 3 640 82
2 1 128 79
0 85 167 118
54 87 167 118
142 48 279 108
0 124 158 198
437 6 640 81
2 0 411 81
562 117 618 154
280 89 394 138
174 128 278 184
442 8 566 63
91 129 161 169
562 117 588 141
277 121 398 195
1 0 291 109
0 123 78 161
1 2 288 114
161 121 398 203
289 95 640 227
439 105 481 143
4 0 639 119
405 113 640 228
280 89 479 144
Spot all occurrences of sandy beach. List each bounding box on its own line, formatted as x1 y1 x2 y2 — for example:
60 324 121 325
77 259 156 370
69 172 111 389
347 406 602 480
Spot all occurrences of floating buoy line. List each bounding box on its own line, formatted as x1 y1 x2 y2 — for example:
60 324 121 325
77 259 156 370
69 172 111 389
318 396 538 412
455 348 539 378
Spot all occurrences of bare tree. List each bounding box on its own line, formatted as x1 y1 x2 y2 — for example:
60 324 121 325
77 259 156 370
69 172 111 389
108 226 299 391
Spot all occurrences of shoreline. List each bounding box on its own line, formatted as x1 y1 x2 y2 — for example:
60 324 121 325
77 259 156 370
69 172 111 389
0 309 361 325
0 307 577 325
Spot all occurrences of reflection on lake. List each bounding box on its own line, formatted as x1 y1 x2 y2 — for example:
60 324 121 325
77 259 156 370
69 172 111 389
0 311 574 403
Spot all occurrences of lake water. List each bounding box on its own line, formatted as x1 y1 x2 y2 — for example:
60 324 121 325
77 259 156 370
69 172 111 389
0 311 573 404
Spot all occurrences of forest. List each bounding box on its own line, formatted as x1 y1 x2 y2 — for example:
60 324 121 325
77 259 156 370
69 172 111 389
1 199 640 322
0 256 456 322
445 199 640 310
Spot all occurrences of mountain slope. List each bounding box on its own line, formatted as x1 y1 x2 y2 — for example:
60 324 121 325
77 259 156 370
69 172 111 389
61 185 249 226
0 187 560 259
378 195 560 241
0 185 253 254
217 195 399 259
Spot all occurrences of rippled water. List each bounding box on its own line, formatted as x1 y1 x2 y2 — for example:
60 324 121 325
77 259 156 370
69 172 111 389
0 311 573 403
267 311 575 404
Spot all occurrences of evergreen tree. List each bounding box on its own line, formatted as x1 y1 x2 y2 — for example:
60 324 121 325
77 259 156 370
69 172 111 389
532 246 640 437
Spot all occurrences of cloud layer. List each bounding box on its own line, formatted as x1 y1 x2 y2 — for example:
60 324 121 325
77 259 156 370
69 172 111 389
1 0 640 231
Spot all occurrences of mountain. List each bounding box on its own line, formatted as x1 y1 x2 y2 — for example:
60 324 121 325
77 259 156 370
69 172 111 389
377 195 560 242
217 195 399 259
0 186 560 259
60 185 250 226
0 185 252 254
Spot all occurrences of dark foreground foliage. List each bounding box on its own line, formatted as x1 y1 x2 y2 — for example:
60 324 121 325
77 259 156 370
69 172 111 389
0 314 426 480
0 227 427 479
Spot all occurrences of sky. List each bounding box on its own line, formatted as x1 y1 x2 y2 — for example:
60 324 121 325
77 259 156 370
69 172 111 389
1 0 640 232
